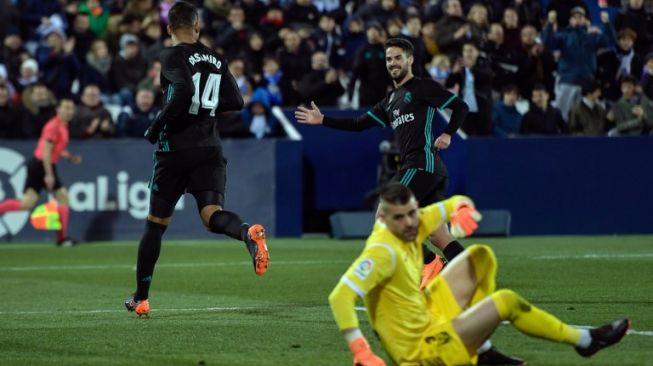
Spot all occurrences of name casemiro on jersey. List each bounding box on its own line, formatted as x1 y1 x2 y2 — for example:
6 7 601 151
188 53 222 69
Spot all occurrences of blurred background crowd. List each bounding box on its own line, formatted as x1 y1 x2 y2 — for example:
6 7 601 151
1 0 652 140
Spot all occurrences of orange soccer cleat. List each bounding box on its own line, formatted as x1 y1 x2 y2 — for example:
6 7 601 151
420 255 446 290
247 224 270 276
125 297 150 317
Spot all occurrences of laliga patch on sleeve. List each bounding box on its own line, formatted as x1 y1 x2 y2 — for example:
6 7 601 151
354 258 375 280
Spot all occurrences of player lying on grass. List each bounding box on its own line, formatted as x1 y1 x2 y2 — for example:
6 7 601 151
328 183 629 365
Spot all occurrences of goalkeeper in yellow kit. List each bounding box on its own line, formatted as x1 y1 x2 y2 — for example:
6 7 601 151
329 183 629 366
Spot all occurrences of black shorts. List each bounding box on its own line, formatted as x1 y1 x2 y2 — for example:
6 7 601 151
24 158 63 193
392 168 448 206
149 147 226 215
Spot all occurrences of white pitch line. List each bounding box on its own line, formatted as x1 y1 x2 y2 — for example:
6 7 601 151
536 253 653 260
0 260 349 272
2 307 652 338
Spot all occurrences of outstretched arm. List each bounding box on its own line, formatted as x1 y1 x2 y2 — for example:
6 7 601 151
295 101 387 132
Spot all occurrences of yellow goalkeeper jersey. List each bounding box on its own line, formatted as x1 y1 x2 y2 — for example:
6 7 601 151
338 198 456 365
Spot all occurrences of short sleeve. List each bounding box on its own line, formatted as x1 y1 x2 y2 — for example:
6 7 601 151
41 123 58 142
340 244 396 297
419 79 457 111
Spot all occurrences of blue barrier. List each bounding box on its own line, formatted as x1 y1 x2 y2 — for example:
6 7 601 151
0 139 302 242
285 109 653 235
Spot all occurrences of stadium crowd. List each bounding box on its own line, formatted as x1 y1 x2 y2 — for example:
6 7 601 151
1 0 652 139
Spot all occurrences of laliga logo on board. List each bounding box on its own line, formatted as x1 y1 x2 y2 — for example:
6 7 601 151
0 148 29 238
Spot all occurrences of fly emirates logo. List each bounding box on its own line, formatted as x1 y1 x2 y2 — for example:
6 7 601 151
391 108 415 129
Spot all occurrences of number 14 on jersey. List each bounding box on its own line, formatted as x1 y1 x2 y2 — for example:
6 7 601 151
189 72 221 116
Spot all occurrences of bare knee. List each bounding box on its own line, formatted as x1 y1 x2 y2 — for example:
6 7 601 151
200 205 222 229
147 214 171 226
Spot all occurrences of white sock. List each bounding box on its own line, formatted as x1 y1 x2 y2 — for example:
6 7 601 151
477 339 492 353
577 329 592 348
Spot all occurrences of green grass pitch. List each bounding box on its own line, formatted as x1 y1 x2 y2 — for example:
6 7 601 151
1 236 652 365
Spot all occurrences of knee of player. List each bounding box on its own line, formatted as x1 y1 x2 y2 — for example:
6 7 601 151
493 289 530 319
467 244 497 267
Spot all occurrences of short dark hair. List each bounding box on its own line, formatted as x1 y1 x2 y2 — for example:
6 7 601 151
57 97 75 107
168 1 198 31
581 79 601 96
532 83 548 93
379 182 414 205
384 37 414 56
621 74 638 86
501 84 520 96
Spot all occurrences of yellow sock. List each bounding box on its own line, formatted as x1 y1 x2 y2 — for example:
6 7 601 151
492 289 581 346
467 244 497 306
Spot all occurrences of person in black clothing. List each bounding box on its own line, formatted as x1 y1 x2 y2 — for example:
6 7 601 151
296 37 524 366
349 22 392 107
297 51 345 106
520 84 567 135
124 1 270 317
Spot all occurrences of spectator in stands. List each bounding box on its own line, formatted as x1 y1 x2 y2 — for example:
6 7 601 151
399 15 428 77
241 32 266 83
613 0 653 57
642 53 653 100
14 58 39 95
277 29 311 106
202 0 231 36
79 0 110 38
141 16 166 64
354 0 400 29
520 83 567 135
21 83 57 138
35 27 80 98
241 87 278 139
349 22 391 107
446 41 493 135
542 7 616 122
117 88 159 138
19 0 63 42
569 80 609 136
297 50 345 106
467 3 489 40
70 83 115 139
1 28 28 79
284 0 320 30
70 13 96 64
109 13 143 56
427 54 451 86
137 59 162 103
385 16 403 39
216 7 249 60
597 28 643 102
546 0 588 30
0 0 18 41
501 7 521 50
259 4 285 51
485 23 520 94
79 39 113 100
340 17 366 72
110 33 147 106
516 25 556 99
435 0 481 61
514 0 544 30
229 57 252 103
259 56 284 106
241 0 267 27
492 84 522 137
611 75 653 136
0 83 25 139
0 64 16 101
311 13 343 69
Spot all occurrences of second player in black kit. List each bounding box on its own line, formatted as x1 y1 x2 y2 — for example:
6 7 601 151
296 38 526 365
125 1 269 317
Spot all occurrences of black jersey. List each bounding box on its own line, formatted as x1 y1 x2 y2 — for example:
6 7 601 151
148 42 243 152
323 77 468 172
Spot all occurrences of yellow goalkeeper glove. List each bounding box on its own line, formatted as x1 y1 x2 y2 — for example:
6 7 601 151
349 337 386 366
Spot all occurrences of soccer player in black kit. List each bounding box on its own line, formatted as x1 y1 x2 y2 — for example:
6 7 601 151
124 1 269 317
296 38 525 365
